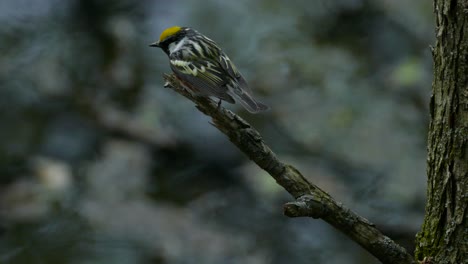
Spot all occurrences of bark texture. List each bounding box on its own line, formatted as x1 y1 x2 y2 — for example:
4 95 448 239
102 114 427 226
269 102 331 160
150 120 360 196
415 1 468 263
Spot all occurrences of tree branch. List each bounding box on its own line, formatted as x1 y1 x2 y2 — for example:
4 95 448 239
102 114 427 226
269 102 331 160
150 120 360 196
163 73 416 264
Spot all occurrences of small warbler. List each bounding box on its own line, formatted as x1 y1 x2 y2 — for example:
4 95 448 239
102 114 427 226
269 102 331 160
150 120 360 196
150 26 269 113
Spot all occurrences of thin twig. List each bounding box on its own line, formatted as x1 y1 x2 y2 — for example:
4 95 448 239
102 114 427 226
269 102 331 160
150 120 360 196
163 73 416 264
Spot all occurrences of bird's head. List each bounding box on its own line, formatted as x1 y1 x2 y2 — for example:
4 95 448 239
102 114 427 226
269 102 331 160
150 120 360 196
150 26 192 55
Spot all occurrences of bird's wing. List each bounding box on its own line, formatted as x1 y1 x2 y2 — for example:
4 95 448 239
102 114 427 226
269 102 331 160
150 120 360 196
217 52 271 113
169 56 234 103
218 52 252 94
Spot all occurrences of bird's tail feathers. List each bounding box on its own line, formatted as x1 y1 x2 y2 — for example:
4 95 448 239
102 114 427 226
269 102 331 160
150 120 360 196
228 89 269 114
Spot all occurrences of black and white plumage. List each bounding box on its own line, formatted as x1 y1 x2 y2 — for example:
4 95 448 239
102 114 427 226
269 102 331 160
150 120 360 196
150 26 269 113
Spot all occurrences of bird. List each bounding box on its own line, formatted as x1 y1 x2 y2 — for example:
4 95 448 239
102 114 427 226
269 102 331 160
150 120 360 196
150 26 269 113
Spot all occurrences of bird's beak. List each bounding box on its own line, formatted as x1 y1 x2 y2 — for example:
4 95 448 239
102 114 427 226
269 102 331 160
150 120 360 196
149 41 160 47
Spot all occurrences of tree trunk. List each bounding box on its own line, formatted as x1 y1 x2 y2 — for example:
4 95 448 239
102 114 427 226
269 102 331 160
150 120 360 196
415 0 468 263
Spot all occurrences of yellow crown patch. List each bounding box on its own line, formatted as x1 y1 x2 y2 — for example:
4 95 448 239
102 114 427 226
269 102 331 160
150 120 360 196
159 26 182 42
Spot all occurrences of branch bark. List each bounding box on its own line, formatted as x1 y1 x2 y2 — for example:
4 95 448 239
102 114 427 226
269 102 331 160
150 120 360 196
163 73 416 264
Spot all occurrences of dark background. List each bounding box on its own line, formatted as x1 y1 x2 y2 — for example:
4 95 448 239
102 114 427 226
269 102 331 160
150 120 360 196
0 0 433 263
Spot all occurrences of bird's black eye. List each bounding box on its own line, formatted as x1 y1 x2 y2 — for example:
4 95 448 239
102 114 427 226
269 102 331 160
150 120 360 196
166 35 179 43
